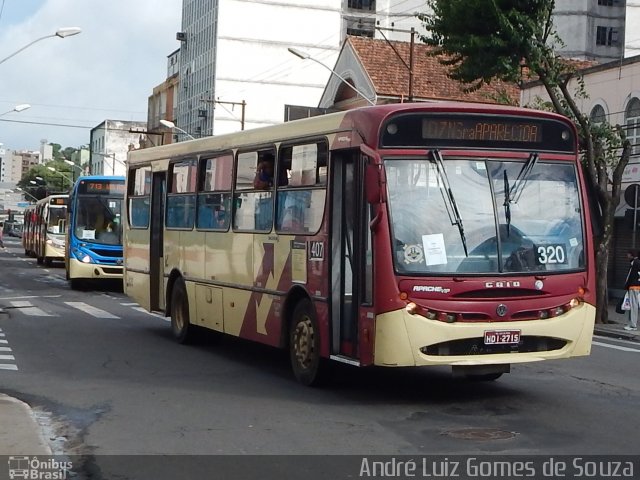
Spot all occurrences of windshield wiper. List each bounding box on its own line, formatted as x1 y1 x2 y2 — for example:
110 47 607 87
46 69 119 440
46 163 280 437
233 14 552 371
509 153 539 204
503 170 511 236
430 149 468 257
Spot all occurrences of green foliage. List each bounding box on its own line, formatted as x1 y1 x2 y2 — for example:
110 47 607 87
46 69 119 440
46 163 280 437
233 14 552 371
419 0 556 90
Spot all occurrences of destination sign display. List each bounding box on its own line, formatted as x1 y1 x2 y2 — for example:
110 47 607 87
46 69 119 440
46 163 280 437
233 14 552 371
77 180 125 195
381 113 576 152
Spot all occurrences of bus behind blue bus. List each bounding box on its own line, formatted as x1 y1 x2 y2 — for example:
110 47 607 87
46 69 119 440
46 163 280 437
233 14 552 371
65 175 125 289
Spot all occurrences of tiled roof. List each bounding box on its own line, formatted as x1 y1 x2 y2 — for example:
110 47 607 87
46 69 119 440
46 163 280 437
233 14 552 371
347 35 520 104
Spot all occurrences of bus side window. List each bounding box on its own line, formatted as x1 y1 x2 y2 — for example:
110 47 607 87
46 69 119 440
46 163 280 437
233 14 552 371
129 167 151 229
275 141 327 234
197 154 233 230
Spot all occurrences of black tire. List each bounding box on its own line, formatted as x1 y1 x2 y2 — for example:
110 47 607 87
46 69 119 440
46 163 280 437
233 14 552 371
36 256 43 265
44 257 52 267
170 278 195 344
289 298 324 386
69 278 84 290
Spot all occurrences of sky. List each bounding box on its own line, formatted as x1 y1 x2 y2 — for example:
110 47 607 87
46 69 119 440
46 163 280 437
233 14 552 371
0 0 182 151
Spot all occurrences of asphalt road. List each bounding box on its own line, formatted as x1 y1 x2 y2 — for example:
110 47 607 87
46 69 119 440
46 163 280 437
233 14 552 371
1 235 639 479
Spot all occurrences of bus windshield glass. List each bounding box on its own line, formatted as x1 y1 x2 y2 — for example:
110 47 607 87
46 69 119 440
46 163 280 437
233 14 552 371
386 156 585 275
47 205 67 234
73 195 123 246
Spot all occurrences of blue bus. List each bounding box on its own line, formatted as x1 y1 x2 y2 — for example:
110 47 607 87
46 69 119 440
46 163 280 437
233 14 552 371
65 175 125 289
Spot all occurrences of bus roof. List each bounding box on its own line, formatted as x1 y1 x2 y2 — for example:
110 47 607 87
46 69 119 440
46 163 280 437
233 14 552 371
129 102 574 164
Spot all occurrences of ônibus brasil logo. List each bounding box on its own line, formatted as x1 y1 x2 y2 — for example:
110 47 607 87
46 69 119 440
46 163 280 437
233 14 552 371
7 456 72 479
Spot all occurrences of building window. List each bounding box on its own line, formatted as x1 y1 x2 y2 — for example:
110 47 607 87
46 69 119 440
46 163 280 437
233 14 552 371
596 26 619 46
625 98 640 157
590 104 607 123
348 0 375 10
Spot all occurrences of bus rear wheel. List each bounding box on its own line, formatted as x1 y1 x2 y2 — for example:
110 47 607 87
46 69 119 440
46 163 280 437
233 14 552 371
289 299 323 386
170 278 194 344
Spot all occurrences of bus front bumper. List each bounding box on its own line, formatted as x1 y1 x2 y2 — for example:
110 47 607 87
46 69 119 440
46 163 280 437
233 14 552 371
373 303 596 367
69 257 123 280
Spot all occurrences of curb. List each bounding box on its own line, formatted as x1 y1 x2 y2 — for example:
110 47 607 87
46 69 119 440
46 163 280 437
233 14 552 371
0 394 52 455
594 326 639 341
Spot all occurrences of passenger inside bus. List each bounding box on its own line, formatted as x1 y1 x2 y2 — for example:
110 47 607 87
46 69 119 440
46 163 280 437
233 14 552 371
253 153 274 189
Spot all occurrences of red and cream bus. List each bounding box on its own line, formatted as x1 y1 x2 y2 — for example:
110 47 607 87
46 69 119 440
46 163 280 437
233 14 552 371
124 103 596 385
22 194 68 266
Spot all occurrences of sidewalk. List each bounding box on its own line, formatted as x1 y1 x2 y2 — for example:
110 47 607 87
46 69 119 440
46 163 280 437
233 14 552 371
594 301 640 341
0 394 51 455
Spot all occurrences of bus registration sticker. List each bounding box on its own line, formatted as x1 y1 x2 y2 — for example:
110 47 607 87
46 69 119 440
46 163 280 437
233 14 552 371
484 330 521 345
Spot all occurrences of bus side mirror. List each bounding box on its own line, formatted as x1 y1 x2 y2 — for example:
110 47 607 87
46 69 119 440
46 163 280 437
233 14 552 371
365 164 382 204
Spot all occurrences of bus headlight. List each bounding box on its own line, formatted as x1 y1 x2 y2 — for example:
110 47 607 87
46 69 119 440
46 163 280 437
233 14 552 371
72 248 93 264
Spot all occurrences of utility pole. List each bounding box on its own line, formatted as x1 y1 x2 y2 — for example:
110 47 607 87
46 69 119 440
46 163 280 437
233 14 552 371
375 25 416 102
203 99 246 130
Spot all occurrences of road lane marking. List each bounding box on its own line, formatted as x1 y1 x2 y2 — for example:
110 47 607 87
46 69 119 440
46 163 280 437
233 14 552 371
0 339 7 344
0 364 18 371
64 302 119 319
592 341 640 353
0 295 62 300
9 300 55 317
132 306 169 321
0 347 12 352
0 354 15 360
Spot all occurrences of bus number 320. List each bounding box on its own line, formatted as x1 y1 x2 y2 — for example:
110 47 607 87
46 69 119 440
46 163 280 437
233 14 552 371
536 244 566 264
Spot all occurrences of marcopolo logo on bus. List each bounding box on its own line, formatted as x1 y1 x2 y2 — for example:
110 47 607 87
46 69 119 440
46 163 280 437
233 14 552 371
7 456 73 479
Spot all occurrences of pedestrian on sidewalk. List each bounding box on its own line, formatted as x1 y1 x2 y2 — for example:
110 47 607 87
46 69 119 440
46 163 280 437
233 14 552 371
623 249 640 331
0 222 4 249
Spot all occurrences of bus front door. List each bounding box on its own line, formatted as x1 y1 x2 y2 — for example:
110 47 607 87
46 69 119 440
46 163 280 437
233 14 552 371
149 172 166 312
330 151 372 361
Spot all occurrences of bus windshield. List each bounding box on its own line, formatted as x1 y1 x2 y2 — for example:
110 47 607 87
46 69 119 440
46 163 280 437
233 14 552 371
386 156 585 275
73 195 123 246
47 206 67 234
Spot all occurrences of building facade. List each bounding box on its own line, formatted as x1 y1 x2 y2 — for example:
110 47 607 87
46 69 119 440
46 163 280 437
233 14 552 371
89 120 147 176
170 0 429 140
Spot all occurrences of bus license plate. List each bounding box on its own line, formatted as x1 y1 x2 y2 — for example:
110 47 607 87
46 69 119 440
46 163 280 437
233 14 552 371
484 330 521 345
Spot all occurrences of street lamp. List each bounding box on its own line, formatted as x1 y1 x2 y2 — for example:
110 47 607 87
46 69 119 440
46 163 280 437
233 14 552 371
0 104 31 117
0 27 82 66
63 159 83 181
160 119 196 140
47 166 74 186
287 47 376 106
14 187 38 202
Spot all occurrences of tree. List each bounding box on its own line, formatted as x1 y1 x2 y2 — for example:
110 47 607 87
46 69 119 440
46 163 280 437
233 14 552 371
418 0 630 323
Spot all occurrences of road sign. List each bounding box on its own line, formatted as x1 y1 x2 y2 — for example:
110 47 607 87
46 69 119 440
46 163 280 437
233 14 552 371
624 183 640 208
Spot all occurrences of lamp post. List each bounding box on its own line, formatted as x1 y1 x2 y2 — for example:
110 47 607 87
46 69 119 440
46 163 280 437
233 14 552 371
28 177 47 199
0 27 82 66
14 188 38 202
287 47 376 106
160 119 196 140
63 159 83 182
47 166 74 190
0 104 31 117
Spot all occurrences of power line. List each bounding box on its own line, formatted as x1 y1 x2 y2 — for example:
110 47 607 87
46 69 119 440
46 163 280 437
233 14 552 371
0 118 92 129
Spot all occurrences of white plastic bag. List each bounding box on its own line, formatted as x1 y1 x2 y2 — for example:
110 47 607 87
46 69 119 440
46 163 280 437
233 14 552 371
622 292 631 311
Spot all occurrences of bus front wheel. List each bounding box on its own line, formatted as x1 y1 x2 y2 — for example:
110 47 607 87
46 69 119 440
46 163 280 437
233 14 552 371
170 278 194 344
289 299 323 386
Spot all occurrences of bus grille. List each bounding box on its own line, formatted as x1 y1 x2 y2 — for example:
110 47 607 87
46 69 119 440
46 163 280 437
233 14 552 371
91 248 122 258
421 336 566 356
